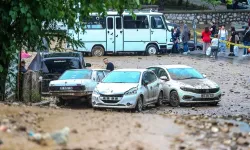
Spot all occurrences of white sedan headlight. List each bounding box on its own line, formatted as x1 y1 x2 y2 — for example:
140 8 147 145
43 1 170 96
124 87 138 96
92 89 100 95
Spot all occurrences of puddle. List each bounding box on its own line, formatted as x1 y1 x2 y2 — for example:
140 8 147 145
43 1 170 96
218 119 250 133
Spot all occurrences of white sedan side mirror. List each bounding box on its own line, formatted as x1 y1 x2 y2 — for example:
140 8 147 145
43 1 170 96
160 76 169 81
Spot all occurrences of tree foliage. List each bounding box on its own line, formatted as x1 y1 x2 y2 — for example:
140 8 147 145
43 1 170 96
0 0 154 100
202 0 221 10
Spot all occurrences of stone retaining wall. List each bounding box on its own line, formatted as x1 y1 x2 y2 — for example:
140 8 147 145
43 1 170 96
163 10 250 25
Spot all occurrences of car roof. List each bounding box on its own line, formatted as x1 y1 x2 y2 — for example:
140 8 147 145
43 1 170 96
148 65 192 69
114 69 148 72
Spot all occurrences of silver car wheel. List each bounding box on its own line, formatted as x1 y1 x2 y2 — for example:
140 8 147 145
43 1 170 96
169 91 180 107
136 96 143 112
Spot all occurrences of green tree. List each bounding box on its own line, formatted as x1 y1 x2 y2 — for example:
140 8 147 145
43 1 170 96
0 0 154 100
202 0 221 10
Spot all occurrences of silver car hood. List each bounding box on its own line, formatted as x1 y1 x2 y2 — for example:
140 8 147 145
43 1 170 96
175 79 219 89
97 83 138 95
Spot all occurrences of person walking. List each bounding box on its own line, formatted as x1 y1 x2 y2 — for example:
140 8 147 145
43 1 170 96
218 25 228 53
228 27 237 56
201 27 211 54
182 24 191 55
210 34 219 59
243 26 250 56
103 58 114 71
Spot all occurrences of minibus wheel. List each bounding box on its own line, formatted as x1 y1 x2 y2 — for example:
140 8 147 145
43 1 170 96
92 46 105 57
146 44 158 55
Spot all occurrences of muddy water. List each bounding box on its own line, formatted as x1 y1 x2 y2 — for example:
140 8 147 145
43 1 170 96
0 104 184 150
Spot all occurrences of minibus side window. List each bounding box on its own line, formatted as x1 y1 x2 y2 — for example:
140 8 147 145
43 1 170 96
124 16 148 29
151 16 165 29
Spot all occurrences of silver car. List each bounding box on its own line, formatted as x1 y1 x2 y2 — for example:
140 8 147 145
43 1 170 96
147 65 222 107
92 69 164 112
49 69 109 105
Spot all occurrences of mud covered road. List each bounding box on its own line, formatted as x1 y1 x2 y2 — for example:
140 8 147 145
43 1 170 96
1 54 250 150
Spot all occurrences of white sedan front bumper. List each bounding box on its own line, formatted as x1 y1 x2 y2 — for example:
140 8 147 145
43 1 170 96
92 93 138 109
178 90 222 104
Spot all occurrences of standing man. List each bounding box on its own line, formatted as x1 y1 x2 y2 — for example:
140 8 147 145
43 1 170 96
243 26 250 57
210 22 216 37
103 58 114 71
182 24 190 55
20 60 27 73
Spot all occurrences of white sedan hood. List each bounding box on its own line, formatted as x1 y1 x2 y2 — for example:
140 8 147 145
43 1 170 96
96 83 138 95
175 78 219 89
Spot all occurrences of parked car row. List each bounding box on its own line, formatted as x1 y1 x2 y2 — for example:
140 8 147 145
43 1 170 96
49 65 222 112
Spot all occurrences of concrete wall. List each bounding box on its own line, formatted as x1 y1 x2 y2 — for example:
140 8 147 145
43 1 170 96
22 71 41 103
163 10 250 25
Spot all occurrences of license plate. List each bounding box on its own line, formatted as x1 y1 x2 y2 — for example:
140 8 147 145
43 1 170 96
60 87 73 90
201 94 214 98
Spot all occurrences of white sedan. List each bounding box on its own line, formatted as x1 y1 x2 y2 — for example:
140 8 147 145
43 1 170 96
49 69 109 105
92 69 164 112
147 65 222 107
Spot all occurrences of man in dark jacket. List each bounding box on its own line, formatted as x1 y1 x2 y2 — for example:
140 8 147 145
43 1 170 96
103 58 114 71
20 60 27 73
243 26 250 56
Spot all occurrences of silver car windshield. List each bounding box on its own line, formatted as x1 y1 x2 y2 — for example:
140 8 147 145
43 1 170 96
102 71 141 83
59 70 92 80
167 68 204 80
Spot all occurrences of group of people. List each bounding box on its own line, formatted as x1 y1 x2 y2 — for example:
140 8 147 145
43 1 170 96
201 22 250 58
171 24 191 55
221 0 248 9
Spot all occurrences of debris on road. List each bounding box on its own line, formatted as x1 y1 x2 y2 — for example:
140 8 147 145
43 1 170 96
28 127 70 146
32 100 55 107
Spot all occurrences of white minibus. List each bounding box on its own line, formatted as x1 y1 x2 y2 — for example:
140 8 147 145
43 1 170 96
68 10 170 56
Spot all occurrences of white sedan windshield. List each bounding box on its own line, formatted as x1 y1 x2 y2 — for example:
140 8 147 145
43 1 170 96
167 68 204 80
102 71 141 83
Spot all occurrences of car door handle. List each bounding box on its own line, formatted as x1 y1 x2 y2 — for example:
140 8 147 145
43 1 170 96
116 35 118 37
110 32 113 35
120 31 123 33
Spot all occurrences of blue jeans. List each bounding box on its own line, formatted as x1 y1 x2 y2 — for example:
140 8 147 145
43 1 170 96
243 41 250 55
219 37 226 52
183 42 188 52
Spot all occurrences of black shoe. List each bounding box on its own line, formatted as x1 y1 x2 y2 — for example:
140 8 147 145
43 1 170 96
232 53 235 56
